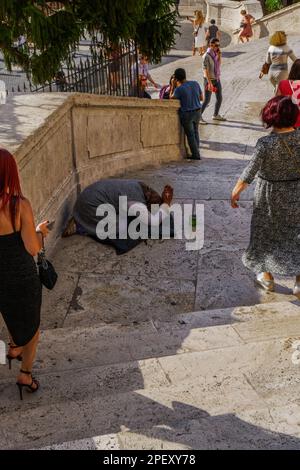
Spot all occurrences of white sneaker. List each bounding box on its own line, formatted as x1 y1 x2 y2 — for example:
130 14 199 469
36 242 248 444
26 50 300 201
255 273 274 292
293 283 300 296
212 114 227 121
199 117 207 125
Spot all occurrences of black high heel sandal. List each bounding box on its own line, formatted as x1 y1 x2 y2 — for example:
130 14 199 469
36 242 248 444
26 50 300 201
16 370 39 400
7 343 23 370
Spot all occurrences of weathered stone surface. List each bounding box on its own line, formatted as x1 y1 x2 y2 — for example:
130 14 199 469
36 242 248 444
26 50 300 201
41 434 119 450
51 236 198 281
206 0 263 32
86 110 141 157
0 358 169 411
141 112 181 147
63 274 195 328
118 410 300 450
250 3 300 40
195 241 296 310
196 199 252 242
41 272 79 329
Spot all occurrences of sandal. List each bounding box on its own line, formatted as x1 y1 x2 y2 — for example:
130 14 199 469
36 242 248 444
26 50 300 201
255 273 274 292
16 370 39 400
7 343 23 370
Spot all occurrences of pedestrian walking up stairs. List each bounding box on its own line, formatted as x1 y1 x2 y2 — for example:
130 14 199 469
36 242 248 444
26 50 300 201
1 296 300 450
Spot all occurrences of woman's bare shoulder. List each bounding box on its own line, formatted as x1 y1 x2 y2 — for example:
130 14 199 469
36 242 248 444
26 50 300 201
19 197 33 214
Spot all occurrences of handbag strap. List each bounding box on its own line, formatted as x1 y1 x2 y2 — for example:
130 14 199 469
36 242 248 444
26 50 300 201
280 137 300 174
38 231 46 255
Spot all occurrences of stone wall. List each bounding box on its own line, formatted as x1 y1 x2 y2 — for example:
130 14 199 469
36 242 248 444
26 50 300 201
251 3 300 39
179 0 207 16
178 0 262 29
231 3 300 41
206 0 263 30
0 93 184 252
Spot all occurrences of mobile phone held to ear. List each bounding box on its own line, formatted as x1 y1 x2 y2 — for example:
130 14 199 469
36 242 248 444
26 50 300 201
47 220 55 231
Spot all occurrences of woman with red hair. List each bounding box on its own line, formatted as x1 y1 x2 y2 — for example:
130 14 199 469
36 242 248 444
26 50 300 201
231 96 300 294
0 149 49 400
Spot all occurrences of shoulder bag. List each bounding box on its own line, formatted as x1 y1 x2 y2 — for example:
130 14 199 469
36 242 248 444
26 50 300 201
37 235 58 290
260 62 270 75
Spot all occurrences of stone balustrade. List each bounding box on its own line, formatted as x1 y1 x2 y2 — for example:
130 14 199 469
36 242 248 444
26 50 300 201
0 93 184 252
232 3 300 41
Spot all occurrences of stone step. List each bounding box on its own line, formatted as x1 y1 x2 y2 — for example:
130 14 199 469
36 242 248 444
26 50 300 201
1 301 299 381
0 301 300 449
40 407 300 450
1 325 300 450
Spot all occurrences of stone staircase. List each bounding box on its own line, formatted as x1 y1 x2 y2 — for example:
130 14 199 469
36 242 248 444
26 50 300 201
1 300 300 449
2 32 300 450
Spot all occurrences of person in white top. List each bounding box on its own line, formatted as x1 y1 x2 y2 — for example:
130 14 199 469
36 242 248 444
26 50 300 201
187 10 206 56
259 31 297 89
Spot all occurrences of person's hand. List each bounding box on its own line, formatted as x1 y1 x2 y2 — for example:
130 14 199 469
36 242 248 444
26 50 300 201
259 71 264 79
171 77 178 90
231 191 240 209
207 82 216 92
36 220 50 237
162 185 174 206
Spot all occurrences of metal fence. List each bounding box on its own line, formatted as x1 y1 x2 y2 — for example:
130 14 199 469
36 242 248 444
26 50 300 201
4 41 139 98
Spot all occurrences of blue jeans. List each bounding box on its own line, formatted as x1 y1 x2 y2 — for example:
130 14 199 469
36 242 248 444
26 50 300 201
180 109 201 159
201 79 222 116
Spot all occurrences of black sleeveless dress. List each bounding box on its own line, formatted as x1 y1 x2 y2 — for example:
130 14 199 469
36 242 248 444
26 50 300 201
0 231 42 346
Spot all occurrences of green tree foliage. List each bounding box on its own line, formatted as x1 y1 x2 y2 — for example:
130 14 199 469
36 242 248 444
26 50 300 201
0 0 179 84
265 0 283 12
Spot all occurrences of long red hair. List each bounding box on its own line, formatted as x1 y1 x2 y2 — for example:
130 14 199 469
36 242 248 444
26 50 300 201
0 148 23 228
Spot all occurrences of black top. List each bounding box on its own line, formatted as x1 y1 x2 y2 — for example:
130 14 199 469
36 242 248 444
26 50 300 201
0 231 41 346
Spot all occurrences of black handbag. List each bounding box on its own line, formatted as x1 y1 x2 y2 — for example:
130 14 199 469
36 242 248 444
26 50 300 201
37 236 58 290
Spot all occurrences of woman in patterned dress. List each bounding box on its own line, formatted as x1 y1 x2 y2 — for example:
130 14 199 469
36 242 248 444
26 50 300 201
231 96 300 294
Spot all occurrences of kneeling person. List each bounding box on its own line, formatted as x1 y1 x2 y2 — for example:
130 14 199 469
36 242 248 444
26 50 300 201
63 179 174 254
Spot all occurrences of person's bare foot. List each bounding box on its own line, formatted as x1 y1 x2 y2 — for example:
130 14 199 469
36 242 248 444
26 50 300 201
62 217 77 237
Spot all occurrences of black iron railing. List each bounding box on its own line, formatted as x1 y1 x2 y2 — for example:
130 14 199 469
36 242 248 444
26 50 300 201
4 41 139 98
